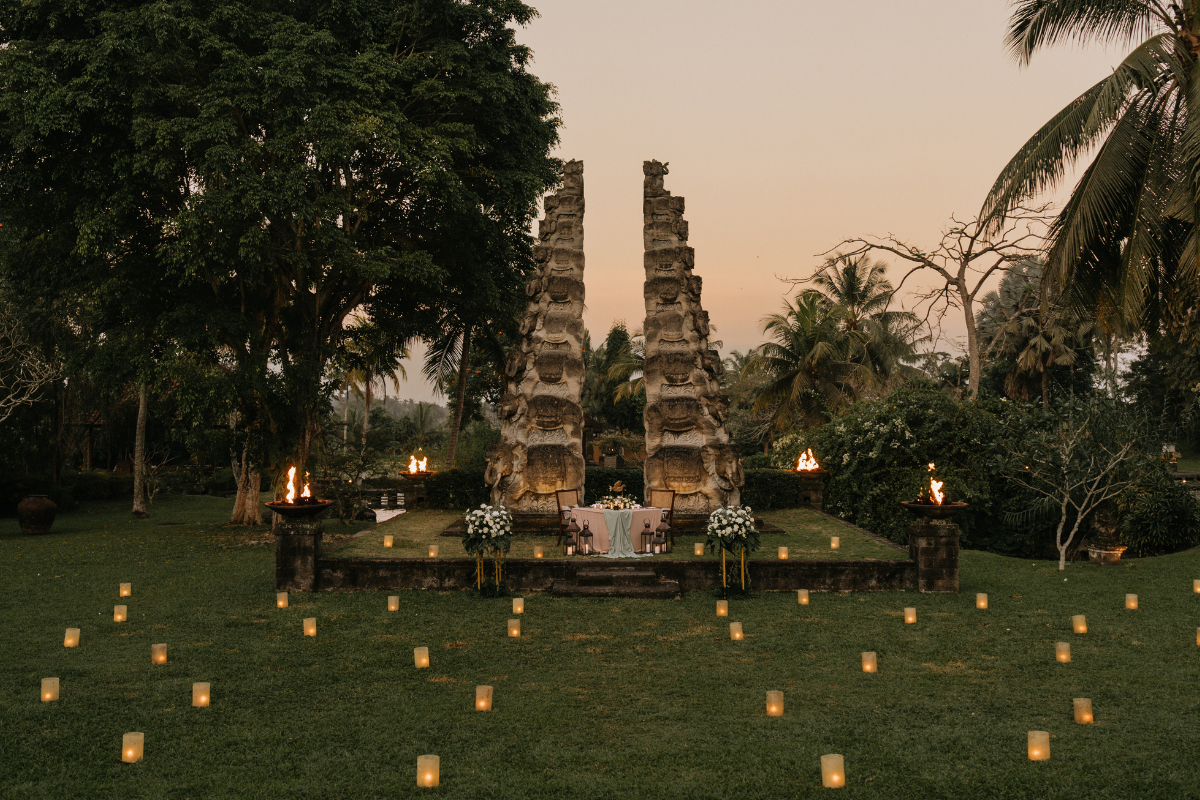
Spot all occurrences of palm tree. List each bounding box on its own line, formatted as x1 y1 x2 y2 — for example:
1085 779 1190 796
983 1 1200 327
607 328 647 403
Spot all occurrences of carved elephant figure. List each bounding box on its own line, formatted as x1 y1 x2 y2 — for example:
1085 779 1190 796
497 393 527 423
643 160 669 196
703 443 745 505
485 440 526 508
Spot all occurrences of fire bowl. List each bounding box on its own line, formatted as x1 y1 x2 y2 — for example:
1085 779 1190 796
793 469 829 477
265 500 334 519
400 471 437 481
900 501 968 519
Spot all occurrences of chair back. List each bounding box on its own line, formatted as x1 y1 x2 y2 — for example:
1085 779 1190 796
555 488 580 510
648 489 676 513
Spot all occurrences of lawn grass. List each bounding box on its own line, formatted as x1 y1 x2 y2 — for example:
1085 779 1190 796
4 494 1199 799
331 507 904 562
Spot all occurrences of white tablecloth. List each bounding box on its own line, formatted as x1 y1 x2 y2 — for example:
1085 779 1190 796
570 507 662 554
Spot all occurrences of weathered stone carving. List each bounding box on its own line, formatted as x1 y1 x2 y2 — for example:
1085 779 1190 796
486 161 586 513
641 160 743 512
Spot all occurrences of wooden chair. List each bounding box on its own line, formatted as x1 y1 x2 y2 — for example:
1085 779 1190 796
648 488 676 547
555 488 580 546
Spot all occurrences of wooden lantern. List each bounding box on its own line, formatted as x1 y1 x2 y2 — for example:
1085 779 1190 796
151 643 167 664
41 677 59 702
276 592 288 609
1055 642 1070 663
64 628 79 648
533 544 544 559
416 755 439 788
861 651 877 673
830 536 840 550
384 534 394 548
388 596 400 612
1073 698 1093 724
821 754 845 788
1125 593 1138 610
976 593 988 609
778 546 789 559
766 690 783 717
798 589 809 605
120 583 131 598
508 619 521 638
513 598 524 614
475 685 493 711
114 605 127 623
904 607 916 624
716 600 728 617
193 682 210 707
304 618 316 637
1072 615 1087 634
414 646 430 668
730 622 743 641
1027 730 1049 761
427 544 439 558
694 542 704 555
122 732 144 763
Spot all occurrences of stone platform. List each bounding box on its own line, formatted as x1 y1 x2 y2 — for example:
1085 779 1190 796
551 564 680 599
439 513 783 537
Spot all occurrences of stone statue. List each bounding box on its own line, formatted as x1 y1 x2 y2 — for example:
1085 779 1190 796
640 160 743 513
486 160 587 513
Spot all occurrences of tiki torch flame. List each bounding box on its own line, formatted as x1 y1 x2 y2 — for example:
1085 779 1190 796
285 466 296 503
408 455 428 474
301 472 311 499
796 448 820 471
928 462 944 504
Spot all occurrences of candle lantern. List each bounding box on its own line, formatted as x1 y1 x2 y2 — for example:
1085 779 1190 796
508 619 521 638
427 544 439 558
476 685 493 711
651 526 665 555
1194 579 1199 593
1072 615 1087 634
192 682 210 707
1055 642 1070 663
277 592 288 609
414 646 430 668
862 651 877 673
730 622 743 641
41 677 59 702
798 589 809 605
640 520 654 554
388 596 400 612
151 643 167 664
656 511 673 553
122 732 144 763
513 598 524 614
120 583 131 598
976 593 988 609
830 536 840 550
579 521 593 556
716 600 728 617
766 690 783 717
384 534 394 548
1196 627 1199 646
114 605 127 623
1027 731 1050 761
694 542 704 555
1125 593 1138 610
1073 698 1093 724
304 618 316 637
778 546 789 560
416 755 439 788
533 544 545 559
64 628 80 648
904 607 916 624
820 754 845 788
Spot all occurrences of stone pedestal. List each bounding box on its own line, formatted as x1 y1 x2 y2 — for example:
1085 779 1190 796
275 517 323 592
796 473 825 511
907 518 960 593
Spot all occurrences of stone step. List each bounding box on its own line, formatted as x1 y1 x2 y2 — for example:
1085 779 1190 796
575 568 659 586
550 579 680 599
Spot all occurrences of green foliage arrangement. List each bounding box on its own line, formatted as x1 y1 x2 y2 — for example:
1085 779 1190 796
1118 469 1200 557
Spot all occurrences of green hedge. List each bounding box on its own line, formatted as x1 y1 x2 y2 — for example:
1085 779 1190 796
740 469 808 510
585 467 644 502
425 469 489 510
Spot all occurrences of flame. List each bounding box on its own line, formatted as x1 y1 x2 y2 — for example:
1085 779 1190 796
285 466 296 503
930 477 944 505
408 455 428 473
301 472 311 499
928 462 936 472
796 448 820 471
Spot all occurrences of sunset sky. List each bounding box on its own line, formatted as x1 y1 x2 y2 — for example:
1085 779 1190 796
397 0 1124 404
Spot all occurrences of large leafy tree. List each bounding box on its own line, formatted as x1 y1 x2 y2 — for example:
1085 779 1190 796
984 0 1200 330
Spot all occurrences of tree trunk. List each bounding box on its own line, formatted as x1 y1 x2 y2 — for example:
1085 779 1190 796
1041 366 1051 410
444 327 472 469
230 434 263 525
342 386 350 443
296 406 319 482
132 383 149 518
961 284 982 399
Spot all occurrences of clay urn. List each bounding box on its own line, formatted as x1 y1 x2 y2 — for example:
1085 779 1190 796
17 495 58 535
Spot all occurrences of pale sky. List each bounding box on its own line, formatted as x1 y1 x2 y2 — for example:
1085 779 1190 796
396 0 1124 404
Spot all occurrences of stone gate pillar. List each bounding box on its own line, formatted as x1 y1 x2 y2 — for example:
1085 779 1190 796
908 518 960 593
275 516 323 592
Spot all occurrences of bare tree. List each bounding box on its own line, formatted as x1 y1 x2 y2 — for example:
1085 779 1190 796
131 383 149 519
0 304 58 424
825 205 1053 398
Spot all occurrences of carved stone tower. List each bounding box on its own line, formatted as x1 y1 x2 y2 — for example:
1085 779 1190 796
641 160 743 512
485 160 586 513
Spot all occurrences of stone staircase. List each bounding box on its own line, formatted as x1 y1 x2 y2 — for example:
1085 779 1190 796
551 564 680 599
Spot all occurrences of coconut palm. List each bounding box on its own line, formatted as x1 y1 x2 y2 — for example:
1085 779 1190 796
983 0 1200 327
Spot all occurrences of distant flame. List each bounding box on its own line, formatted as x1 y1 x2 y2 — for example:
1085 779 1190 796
927 462 944 504
928 462 936 472
408 455 428 474
285 466 296 503
796 448 820 471
301 472 311 499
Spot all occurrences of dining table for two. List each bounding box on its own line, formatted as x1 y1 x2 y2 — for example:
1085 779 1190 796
568 506 665 558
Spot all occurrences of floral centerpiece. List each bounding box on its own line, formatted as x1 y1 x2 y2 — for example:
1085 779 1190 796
462 504 513 592
597 494 639 510
705 505 760 592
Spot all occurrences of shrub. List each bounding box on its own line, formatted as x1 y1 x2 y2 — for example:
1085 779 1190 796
742 453 772 469
425 469 488 510
1118 468 1200 556
741 469 806 509
585 467 644 502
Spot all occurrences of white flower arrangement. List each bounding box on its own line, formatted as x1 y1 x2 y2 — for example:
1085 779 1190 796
463 504 513 556
705 505 760 554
